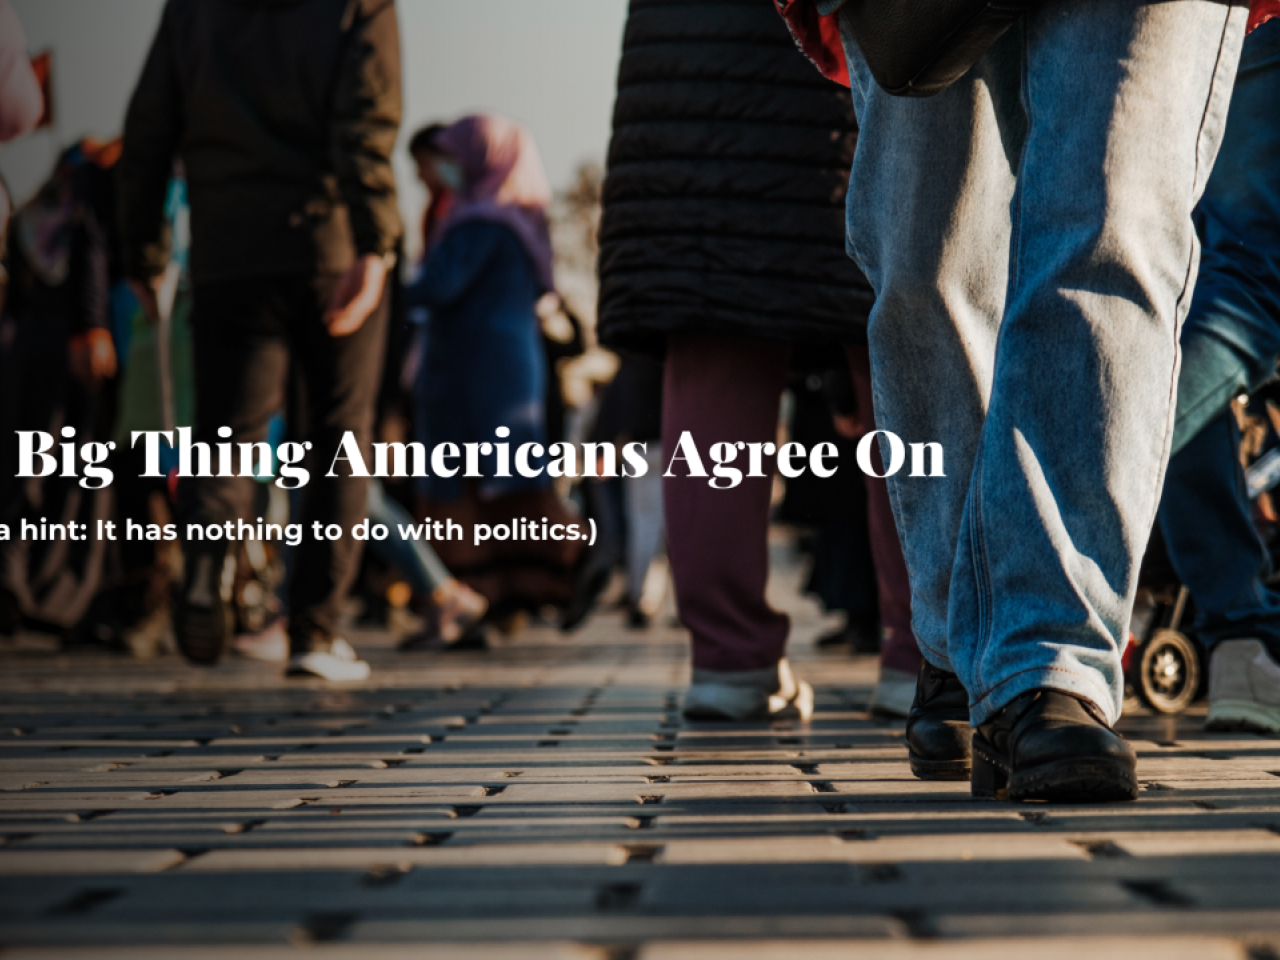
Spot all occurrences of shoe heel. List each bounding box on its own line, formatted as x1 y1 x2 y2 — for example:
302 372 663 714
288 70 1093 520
970 751 1007 800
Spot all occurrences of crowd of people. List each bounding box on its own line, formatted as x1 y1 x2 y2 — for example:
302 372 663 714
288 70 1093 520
1 0 1280 806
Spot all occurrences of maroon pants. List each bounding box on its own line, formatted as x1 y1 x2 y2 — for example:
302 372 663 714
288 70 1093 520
663 332 922 675
664 334 791 672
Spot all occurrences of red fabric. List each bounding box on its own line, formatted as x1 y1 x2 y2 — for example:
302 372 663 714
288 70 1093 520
773 0 849 87
775 0 1280 89
1251 0 1280 32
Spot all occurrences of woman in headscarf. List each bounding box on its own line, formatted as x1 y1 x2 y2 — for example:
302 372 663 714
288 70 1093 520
404 114 584 624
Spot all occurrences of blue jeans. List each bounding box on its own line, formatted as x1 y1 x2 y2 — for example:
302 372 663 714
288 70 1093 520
836 0 1246 723
366 480 451 596
1158 21 1280 656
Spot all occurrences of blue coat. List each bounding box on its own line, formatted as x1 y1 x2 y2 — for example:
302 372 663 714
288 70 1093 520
404 219 548 500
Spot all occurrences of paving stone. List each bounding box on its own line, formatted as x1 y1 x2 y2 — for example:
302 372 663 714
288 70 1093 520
4 946 603 959
350 915 899 943
639 937 1247 960
657 832 1088 864
183 842 632 871
3 545 1280 956
0 848 186 873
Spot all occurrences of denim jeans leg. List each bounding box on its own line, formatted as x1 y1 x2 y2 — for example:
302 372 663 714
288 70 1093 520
840 0 1246 724
1158 21 1280 657
1170 21 1280 458
1158 411 1280 655
838 21 1023 676
365 479 451 596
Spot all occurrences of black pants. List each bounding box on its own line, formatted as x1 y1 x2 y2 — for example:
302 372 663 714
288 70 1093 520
184 274 387 653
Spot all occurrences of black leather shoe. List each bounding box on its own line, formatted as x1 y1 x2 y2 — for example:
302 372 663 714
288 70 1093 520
906 660 972 781
971 689 1137 803
559 553 611 633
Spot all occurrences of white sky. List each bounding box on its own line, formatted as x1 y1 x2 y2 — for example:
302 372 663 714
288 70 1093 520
0 0 629 256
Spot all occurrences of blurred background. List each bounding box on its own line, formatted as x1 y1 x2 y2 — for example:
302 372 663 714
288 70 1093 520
0 0 627 322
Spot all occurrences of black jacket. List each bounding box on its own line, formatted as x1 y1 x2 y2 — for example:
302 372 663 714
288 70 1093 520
118 0 402 284
597 0 872 355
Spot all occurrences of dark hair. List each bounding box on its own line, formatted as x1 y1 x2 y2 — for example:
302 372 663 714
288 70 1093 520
407 123 446 157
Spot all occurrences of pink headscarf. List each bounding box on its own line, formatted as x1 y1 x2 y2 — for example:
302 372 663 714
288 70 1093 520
435 114 556 293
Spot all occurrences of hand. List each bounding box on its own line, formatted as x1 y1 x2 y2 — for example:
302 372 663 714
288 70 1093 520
325 254 388 337
69 329 118 384
832 412 864 439
128 277 161 324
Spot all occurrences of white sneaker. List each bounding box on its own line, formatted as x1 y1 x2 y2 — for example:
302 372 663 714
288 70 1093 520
1206 638 1280 733
286 637 371 682
869 666 915 719
684 659 814 721
233 618 289 663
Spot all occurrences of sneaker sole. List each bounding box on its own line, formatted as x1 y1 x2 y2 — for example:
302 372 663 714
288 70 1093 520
682 704 768 721
683 681 814 722
285 661 371 682
972 742 1137 803
1206 699 1280 734
1008 758 1138 803
174 602 231 665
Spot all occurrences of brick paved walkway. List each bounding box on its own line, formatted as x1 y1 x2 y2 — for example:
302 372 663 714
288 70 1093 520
3 540 1280 958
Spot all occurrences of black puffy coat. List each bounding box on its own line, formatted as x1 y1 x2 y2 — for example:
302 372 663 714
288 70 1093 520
596 0 873 356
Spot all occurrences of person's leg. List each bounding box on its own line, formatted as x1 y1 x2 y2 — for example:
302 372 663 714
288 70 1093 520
178 279 289 663
366 479 451 595
623 446 665 615
846 343 923 718
942 1 1245 726
845 345 920 675
1169 22 1280 457
1159 21 1280 651
664 333 809 719
838 0 1245 797
835 18 1019 773
664 332 790 672
184 282 289 532
838 22 1020 678
1158 22 1280 732
1159 410 1280 652
286 275 387 658
371 478 489 652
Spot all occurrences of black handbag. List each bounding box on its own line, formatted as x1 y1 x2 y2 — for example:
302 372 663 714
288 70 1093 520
819 0 1040 97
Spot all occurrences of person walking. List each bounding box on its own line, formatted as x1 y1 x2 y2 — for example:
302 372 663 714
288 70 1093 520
403 115 586 622
1154 18 1280 734
588 352 666 629
1 140 120 642
598 0 912 720
118 0 402 680
779 0 1272 801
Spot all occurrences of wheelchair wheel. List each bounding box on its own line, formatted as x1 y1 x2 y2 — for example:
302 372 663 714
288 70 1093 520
1138 628 1201 714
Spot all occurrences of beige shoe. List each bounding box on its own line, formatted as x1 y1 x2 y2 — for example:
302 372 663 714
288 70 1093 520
1206 638 1280 734
232 618 289 663
286 637 370 682
869 666 915 719
683 659 814 721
